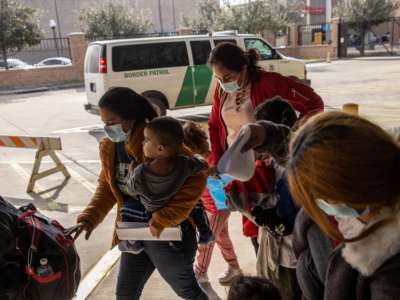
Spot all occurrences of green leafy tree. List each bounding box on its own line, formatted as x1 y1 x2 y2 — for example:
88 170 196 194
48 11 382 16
0 0 42 69
80 1 152 39
215 1 270 33
181 0 222 32
335 0 399 55
183 0 299 37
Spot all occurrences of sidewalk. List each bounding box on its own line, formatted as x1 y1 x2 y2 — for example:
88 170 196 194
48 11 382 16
87 212 256 300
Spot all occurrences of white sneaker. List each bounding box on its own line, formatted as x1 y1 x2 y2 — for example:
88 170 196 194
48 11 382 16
195 272 209 284
218 267 242 285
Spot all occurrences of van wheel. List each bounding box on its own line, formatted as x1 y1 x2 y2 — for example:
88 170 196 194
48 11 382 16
141 91 168 116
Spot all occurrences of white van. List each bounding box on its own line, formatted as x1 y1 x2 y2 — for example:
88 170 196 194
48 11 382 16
84 32 308 115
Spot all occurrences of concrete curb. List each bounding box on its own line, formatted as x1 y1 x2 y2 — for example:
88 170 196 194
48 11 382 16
0 82 84 96
305 58 337 64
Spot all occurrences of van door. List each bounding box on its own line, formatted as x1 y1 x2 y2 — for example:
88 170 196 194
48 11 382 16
189 40 213 105
84 44 106 109
244 38 279 73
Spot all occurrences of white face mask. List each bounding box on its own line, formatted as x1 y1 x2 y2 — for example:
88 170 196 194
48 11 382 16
219 79 240 94
104 124 128 143
316 198 361 219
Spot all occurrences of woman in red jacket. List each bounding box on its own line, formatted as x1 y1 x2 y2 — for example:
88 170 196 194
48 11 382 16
207 42 324 269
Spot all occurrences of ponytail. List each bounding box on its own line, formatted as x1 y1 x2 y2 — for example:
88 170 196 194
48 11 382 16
244 48 261 81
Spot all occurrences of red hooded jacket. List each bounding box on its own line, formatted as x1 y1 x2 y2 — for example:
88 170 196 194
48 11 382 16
208 71 324 165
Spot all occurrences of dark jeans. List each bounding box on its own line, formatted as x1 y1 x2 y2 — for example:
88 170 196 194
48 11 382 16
116 221 209 300
190 201 212 238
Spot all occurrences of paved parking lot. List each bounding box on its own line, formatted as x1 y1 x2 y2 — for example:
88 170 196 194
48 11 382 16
0 57 399 299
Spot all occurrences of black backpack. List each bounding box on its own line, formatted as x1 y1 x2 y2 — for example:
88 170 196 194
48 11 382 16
0 197 81 300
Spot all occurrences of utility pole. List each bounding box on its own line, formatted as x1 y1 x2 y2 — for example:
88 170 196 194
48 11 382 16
326 0 332 24
49 19 60 57
172 0 176 31
158 0 164 33
54 0 62 39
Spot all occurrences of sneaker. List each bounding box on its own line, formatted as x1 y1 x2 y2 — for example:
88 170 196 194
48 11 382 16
195 272 210 284
198 230 215 245
118 240 144 255
218 267 242 285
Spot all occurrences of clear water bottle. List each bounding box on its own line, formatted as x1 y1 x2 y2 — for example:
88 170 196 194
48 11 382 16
36 258 54 277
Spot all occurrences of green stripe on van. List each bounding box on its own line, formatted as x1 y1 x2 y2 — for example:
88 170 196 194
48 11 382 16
194 65 213 104
175 65 213 107
175 67 194 107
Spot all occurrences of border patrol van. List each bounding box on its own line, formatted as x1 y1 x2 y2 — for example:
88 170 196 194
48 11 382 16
84 32 308 115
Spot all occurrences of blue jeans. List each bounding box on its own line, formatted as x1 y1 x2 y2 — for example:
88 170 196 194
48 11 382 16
116 221 208 300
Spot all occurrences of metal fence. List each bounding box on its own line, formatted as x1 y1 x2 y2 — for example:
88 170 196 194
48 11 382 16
298 23 332 46
9 37 71 65
338 17 400 57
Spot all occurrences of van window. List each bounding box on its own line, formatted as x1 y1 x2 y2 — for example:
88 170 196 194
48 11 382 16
214 39 237 46
190 41 211 65
112 42 189 72
86 45 101 73
244 39 274 60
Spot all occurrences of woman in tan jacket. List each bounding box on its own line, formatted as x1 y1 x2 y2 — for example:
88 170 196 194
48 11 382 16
66 87 209 300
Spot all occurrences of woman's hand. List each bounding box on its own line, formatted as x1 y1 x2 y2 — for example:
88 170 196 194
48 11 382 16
149 219 164 238
64 222 93 241
241 123 267 153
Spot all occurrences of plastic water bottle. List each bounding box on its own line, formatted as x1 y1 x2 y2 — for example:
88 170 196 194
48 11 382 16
36 258 54 277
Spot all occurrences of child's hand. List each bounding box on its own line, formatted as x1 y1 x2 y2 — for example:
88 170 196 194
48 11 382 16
149 219 163 238
208 165 220 179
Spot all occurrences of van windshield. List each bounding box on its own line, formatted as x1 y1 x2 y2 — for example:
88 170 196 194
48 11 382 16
112 42 189 72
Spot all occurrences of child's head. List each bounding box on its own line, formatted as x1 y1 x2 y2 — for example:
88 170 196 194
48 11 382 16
183 121 210 157
255 96 298 128
227 276 282 300
143 116 184 159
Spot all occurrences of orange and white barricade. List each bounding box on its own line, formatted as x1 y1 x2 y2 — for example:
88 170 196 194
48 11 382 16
0 135 70 192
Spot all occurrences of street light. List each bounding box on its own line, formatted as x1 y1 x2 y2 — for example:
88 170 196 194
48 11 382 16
49 19 60 57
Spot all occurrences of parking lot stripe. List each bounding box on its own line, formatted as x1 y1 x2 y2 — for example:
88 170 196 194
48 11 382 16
66 166 97 193
74 246 121 300
10 162 53 197
0 160 100 164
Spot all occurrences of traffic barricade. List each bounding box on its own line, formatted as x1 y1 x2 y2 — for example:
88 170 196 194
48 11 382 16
0 135 70 192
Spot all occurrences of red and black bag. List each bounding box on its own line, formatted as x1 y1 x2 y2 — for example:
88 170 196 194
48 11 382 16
0 197 80 300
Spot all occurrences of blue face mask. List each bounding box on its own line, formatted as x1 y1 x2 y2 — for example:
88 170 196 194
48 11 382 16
104 124 128 143
316 199 361 219
219 80 240 94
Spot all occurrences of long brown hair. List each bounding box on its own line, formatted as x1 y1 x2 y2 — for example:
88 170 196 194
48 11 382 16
287 111 400 242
